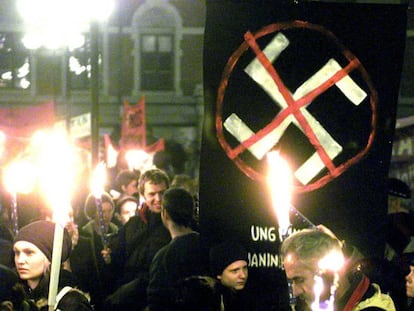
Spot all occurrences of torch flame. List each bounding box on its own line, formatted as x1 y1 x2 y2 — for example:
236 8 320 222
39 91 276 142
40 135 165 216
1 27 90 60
91 161 107 198
0 130 5 159
318 250 345 273
106 143 118 169
3 159 37 194
311 275 324 311
34 129 76 225
125 149 153 172
311 250 344 311
266 151 292 239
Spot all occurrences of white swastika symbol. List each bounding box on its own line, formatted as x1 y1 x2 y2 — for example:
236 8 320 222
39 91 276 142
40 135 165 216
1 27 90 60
224 32 367 185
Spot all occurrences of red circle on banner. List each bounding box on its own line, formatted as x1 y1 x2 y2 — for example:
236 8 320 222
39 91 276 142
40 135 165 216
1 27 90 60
215 21 378 193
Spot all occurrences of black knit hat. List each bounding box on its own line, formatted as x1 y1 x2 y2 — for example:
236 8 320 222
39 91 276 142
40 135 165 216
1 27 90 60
209 240 248 277
14 220 72 263
0 264 18 302
388 178 411 199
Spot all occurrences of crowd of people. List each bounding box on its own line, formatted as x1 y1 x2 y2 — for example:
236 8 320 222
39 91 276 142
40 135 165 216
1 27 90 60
1 157 414 311
0 165 229 311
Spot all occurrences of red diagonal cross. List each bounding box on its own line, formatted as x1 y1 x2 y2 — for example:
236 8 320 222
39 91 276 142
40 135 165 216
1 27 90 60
228 31 360 175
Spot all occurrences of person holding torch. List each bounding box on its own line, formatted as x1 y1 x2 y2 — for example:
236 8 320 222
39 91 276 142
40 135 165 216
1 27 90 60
70 192 119 311
280 227 396 311
13 220 92 311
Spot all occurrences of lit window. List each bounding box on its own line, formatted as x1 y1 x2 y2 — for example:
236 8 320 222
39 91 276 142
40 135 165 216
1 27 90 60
68 35 102 90
158 36 172 53
0 32 31 89
143 35 156 52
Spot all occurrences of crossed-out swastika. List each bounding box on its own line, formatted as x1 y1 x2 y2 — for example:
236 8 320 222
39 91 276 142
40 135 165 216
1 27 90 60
225 31 366 185
216 21 378 192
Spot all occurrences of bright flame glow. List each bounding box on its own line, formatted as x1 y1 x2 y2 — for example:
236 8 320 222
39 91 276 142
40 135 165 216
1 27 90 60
318 250 345 272
3 160 37 194
0 131 5 159
267 151 292 238
125 149 153 172
34 129 76 225
311 251 344 311
311 275 324 311
91 162 107 198
106 143 119 169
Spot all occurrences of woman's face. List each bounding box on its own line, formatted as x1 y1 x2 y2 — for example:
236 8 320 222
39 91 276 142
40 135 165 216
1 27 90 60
218 260 248 291
406 265 414 298
14 241 49 287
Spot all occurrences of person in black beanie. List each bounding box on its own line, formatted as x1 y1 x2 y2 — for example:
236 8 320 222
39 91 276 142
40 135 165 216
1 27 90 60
209 241 285 311
13 220 93 311
209 240 253 311
210 241 248 290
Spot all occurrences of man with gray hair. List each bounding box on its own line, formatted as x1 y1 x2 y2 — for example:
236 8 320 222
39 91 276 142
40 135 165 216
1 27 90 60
281 227 395 311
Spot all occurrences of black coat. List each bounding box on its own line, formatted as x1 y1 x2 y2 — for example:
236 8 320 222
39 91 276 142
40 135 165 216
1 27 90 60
70 220 119 310
104 206 171 311
23 269 93 311
111 205 171 286
146 232 209 311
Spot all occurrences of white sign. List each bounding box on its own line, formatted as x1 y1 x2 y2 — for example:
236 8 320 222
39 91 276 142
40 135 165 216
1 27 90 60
70 113 91 138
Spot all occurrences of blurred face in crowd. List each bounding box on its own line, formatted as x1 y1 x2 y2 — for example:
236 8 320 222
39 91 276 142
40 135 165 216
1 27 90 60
14 241 49 289
95 201 114 227
406 265 414 297
120 200 138 224
122 179 139 197
143 181 167 213
283 253 316 305
218 260 248 291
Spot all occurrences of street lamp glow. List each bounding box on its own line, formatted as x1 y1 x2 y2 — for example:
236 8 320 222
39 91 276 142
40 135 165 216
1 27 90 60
17 0 114 50
83 0 115 21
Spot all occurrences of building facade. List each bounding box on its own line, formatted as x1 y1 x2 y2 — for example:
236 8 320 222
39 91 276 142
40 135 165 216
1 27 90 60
0 0 205 176
0 0 413 177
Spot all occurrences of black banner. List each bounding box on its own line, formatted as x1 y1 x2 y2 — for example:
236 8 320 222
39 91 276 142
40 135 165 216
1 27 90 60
200 1 407 308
